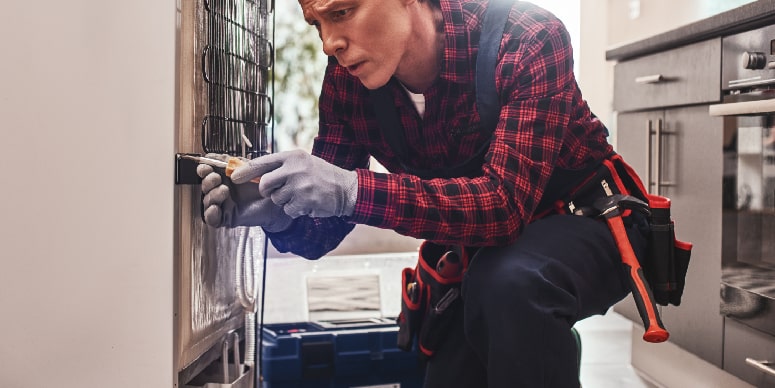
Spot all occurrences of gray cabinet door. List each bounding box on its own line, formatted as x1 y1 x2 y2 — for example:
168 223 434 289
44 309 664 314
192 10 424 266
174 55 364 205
660 106 724 367
615 106 725 367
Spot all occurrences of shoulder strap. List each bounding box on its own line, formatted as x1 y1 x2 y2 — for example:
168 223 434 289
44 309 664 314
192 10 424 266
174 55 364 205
476 0 513 134
369 0 514 178
370 81 409 164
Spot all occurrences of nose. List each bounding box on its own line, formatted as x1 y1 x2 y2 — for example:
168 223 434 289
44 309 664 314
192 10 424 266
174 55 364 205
320 26 345 56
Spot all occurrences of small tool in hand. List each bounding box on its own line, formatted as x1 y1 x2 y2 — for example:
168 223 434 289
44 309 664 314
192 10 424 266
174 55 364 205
179 154 261 184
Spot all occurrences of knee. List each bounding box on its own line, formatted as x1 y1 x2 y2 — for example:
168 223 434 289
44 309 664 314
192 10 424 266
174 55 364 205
463 247 577 315
464 248 548 306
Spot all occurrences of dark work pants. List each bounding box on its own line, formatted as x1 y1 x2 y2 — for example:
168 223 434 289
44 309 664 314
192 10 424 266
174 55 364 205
423 214 649 387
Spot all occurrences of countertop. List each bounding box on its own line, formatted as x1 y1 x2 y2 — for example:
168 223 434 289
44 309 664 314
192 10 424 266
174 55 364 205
606 0 775 61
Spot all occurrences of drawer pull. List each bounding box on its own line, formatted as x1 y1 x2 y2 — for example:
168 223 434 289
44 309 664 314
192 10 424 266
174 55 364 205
635 74 665 84
745 358 775 377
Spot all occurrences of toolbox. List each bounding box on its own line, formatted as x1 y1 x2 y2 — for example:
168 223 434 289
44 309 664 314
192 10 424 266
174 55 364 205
260 317 424 388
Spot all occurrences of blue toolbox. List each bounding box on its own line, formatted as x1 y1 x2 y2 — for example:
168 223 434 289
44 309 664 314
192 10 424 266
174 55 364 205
260 318 424 388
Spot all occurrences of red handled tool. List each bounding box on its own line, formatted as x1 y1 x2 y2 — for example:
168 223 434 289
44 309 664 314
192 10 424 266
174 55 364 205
594 194 669 343
436 250 463 279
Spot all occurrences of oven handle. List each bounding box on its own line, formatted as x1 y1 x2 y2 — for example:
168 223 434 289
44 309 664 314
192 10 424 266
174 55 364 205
709 99 775 116
745 358 775 377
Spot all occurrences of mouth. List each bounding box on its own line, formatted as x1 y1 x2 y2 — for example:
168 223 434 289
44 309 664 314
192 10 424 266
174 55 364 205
345 61 365 75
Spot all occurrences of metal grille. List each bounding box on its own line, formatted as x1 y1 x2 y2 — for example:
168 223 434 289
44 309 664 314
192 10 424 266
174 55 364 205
203 0 273 157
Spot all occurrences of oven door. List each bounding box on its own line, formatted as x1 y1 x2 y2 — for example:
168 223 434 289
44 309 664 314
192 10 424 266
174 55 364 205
710 101 775 337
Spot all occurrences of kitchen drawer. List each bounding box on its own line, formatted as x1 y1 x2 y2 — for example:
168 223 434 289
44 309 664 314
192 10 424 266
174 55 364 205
614 38 721 112
724 318 775 387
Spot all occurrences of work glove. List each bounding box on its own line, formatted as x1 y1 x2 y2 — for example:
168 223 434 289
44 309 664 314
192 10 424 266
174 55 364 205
230 149 358 219
196 153 293 232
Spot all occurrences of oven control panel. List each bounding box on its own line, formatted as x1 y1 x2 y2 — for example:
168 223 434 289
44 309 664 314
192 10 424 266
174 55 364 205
722 24 775 92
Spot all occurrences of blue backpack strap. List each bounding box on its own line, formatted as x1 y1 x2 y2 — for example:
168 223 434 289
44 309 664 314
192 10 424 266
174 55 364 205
476 0 514 134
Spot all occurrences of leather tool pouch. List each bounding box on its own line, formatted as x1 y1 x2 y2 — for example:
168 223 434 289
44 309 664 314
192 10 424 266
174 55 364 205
600 156 693 307
397 242 466 360
538 154 694 307
606 156 693 307
644 194 693 306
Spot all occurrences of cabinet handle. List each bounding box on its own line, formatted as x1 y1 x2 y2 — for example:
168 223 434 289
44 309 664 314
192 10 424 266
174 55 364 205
647 120 654 194
655 118 662 194
647 119 664 194
635 74 665 84
745 358 775 377
648 119 677 194
658 123 677 190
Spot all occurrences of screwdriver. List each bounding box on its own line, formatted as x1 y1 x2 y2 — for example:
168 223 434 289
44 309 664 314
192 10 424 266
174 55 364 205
179 154 261 184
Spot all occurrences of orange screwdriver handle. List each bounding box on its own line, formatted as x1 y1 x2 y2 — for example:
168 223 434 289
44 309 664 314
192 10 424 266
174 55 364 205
225 158 260 184
605 215 669 343
436 251 463 279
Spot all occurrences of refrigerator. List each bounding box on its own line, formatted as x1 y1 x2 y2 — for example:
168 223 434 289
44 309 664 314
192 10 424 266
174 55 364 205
0 0 273 387
174 0 274 386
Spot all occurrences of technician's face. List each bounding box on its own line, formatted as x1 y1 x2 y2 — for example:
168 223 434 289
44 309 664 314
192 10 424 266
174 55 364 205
299 0 413 89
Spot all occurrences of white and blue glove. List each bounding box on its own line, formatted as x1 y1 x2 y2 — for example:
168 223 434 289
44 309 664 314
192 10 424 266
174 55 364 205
230 149 358 219
197 153 293 232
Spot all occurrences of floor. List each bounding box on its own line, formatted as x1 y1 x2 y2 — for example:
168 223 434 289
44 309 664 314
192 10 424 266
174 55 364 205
575 312 661 388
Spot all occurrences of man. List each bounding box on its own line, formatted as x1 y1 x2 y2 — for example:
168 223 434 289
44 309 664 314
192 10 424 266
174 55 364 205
198 0 651 386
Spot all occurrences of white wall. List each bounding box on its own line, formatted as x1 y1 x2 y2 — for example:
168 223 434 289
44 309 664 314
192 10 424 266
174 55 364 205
578 0 754 148
606 0 754 48
578 0 615 139
0 1 175 387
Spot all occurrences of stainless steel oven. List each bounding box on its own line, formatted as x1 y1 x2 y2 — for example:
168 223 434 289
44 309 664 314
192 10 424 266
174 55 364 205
711 24 775 339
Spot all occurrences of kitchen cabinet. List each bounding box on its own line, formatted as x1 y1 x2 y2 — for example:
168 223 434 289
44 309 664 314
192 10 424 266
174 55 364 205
612 38 725 367
607 2 775 385
615 106 724 367
724 318 775 387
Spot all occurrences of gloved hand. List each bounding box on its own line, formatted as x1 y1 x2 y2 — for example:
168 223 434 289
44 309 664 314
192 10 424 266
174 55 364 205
196 153 293 232
230 149 358 219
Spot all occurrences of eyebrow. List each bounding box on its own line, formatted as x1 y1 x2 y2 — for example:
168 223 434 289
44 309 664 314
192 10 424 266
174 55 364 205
303 0 345 24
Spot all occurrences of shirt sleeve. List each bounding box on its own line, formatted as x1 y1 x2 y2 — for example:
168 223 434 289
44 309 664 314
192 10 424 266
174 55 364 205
265 60 372 259
349 13 604 246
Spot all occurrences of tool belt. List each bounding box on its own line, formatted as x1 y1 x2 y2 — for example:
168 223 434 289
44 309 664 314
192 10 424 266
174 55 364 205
537 154 693 307
396 154 693 355
397 242 468 359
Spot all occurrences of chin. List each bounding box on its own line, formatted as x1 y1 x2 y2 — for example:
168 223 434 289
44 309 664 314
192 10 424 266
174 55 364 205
359 73 391 90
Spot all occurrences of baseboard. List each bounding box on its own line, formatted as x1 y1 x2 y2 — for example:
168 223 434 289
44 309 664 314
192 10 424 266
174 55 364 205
629 324 753 388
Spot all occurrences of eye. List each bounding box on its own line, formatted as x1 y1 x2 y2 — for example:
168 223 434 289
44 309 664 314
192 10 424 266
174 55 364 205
331 8 352 21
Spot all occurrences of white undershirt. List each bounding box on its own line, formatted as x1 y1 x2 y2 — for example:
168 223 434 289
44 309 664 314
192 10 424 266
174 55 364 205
400 83 426 117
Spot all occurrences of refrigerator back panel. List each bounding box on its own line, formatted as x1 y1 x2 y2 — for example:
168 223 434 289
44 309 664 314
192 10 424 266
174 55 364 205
175 0 272 379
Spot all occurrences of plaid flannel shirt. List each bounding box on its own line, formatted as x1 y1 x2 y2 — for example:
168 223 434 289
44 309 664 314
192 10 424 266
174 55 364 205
268 0 614 259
